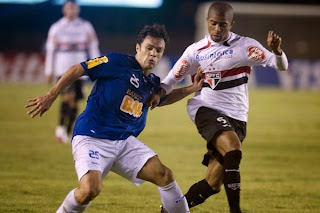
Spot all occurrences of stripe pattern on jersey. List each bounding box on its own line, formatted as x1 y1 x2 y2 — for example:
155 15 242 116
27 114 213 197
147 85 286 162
202 66 251 90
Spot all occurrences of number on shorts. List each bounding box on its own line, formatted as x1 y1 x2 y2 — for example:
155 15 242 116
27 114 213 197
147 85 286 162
217 116 231 127
89 150 100 159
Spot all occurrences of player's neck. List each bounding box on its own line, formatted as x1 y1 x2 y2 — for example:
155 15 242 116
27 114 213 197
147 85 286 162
142 69 152 76
65 16 77 21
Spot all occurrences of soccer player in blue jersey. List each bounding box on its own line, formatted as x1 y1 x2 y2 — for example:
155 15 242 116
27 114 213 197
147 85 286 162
26 24 201 213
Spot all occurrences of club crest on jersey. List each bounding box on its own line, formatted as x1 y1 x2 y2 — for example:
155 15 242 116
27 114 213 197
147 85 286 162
247 46 266 61
204 72 221 89
174 59 189 80
86 56 108 69
130 74 139 88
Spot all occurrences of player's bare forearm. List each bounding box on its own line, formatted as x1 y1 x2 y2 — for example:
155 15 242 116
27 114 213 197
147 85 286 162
48 64 85 98
160 85 197 106
25 64 86 118
160 67 204 106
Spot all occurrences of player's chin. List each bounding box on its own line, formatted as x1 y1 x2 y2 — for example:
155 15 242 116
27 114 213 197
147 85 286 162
212 36 222 42
147 63 155 69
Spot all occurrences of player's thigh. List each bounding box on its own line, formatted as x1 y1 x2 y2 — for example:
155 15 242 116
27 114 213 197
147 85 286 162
111 136 157 186
195 107 235 149
215 131 241 155
72 135 118 182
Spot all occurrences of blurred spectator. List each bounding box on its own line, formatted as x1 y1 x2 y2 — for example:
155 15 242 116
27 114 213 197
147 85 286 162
44 0 100 143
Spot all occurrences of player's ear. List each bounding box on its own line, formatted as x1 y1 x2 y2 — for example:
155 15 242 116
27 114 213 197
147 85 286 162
230 20 235 29
136 43 140 52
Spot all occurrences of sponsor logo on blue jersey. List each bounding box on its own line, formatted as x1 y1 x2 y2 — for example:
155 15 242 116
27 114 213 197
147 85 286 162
196 49 234 61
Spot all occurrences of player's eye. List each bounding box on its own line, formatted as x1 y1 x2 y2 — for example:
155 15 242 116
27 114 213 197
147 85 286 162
219 23 227 28
211 22 217 26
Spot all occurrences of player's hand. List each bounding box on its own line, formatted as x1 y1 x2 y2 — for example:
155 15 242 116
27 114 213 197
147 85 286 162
146 93 161 110
25 94 55 118
192 67 204 92
146 88 165 110
267 30 283 55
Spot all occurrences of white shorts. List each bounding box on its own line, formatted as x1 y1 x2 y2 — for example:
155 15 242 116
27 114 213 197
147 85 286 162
72 135 157 186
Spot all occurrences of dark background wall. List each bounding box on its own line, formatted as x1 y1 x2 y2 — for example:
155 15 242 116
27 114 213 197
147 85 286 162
0 0 319 57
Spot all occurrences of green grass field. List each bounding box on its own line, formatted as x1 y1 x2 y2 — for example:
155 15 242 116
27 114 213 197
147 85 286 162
0 83 320 213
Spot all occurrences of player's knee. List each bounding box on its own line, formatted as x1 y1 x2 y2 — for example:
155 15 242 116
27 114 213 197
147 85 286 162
77 184 101 204
224 150 242 167
157 166 174 186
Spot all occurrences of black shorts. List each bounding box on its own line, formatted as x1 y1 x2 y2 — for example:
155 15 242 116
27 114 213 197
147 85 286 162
195 107 247 166
58 77 84 101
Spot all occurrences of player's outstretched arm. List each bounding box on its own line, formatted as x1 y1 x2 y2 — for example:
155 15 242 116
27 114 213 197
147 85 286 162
159 67 204 107
25 64 86 118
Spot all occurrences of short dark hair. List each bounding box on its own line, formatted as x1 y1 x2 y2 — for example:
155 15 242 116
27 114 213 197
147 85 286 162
136 24 169 45
208 2 234 21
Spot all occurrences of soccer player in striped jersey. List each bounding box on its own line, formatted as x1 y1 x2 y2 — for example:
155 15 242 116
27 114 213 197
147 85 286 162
148 2 288 213
44 0 100 143
26 24 195 213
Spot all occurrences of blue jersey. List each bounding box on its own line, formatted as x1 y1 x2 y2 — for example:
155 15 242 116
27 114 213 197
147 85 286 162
72 53 160 140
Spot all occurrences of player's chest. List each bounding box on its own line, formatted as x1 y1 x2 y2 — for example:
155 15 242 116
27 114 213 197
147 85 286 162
117 71 157 101
195 45 244 71
116 72 156 118
56 25 88 42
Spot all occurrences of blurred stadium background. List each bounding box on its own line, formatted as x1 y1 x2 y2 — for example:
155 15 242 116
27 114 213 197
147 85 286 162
1 0 320 213
1 0 320 88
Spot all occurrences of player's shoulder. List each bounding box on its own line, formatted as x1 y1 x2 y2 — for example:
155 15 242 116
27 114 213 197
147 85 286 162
77 17 92 25
48 18 64 34
181 35 210 55
50 18 64 29
106 53 129 61
104 53 135 67
192 36 210 50
236 33 261 45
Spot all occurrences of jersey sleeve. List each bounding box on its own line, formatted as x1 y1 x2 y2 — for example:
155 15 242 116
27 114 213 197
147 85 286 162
161 44 199 94
243 38 288 71
80 53 125 82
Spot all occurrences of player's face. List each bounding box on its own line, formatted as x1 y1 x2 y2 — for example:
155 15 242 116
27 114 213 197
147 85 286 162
135 35 165 73
206 11 233 42
63 2 80 20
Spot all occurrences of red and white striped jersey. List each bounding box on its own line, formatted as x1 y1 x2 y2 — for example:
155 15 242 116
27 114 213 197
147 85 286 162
161 32 288 122
44 17 100 78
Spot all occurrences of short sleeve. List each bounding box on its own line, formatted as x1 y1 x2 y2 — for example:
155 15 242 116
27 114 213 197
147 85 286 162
80 53 126 82
243 38 274 67
161 44 199 94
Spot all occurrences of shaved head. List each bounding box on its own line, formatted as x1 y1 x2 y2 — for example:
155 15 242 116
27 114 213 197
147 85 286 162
206 2 234 42
208 2 234 22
